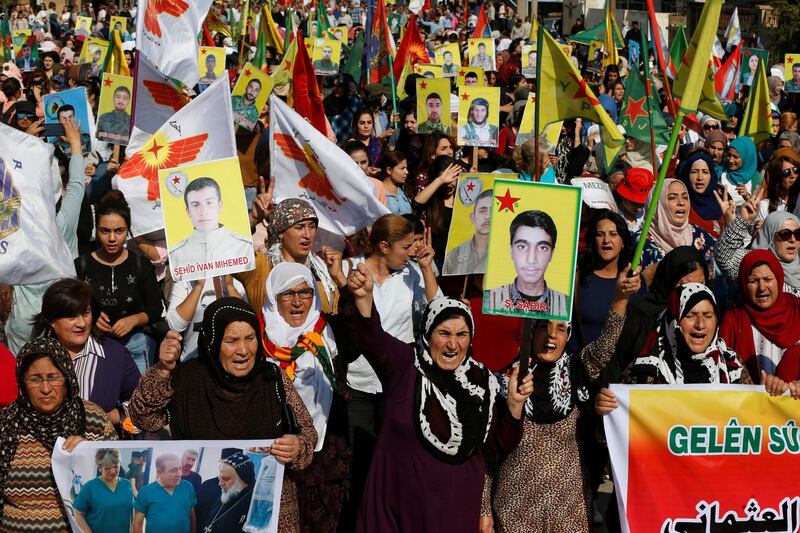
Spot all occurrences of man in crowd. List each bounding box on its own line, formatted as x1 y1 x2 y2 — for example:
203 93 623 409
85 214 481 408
181 449 203 494
417 92 447 134
201 451 256 532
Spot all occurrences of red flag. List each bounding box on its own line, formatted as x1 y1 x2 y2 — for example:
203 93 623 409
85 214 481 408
715 41 742 103
462 0 469 25
201 21 215 46
292 34 330 137
392 14 429 80
368 0 392 84
472 5 491 38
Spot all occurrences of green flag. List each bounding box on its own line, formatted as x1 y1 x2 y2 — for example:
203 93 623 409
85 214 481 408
621 45 669 145
0 19 12 63
343 31 364 85
666 26 687 79
284 9 295 54
315 6 330 38
569 20 624 48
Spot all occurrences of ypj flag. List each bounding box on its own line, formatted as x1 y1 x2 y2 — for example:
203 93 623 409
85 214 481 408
0 122 74 284
740 60 773 145
269 95 390 236
135 0 214 87
537 27 624 171
114 75 236 236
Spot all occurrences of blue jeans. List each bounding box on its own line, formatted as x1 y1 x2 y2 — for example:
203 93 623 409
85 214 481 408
123 331 157 376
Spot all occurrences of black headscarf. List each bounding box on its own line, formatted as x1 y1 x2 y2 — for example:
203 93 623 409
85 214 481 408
413 298 500 464
602 246 709 384
0 338 87 513
168 298 286 439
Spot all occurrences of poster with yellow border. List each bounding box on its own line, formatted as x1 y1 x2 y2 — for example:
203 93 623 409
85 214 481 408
312 38 342 76
414 63 443 78
96 73 133 145
458 67 484 87
159 157 255 282
522 43 537 78
331 26 348 43
109 15 128 35
435 43 461 78
11 29 31 56
416 78 450 135
231 62 273 131
784 54 800 93
468 38 496 72
560 44 573 58
198 46 226 89
443 173 518 276
483 179 581 321
79 37 108 64
74 16 93 37
457 86 500 148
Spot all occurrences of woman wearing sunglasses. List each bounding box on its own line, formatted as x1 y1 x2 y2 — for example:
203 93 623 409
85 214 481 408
756 150 800 222
715 192 800 297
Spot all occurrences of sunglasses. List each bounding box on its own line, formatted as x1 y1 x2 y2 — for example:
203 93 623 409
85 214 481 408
16 113 35 120
703 123 720 130
775 228 800 241
780 166 800 178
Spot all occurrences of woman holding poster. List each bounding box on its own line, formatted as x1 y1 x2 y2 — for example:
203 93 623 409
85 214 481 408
129 297 317 532
489 267 639 533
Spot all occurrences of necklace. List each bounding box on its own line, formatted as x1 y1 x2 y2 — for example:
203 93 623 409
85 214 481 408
203 486 252 533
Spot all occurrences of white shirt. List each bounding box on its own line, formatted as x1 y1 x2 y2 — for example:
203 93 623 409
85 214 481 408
343 256 441 394
719 171 753 207
166 278 246 361
290 350 334 451
756 198 786 222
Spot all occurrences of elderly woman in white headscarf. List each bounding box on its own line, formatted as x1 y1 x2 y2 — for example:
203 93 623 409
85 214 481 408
261 261 347 532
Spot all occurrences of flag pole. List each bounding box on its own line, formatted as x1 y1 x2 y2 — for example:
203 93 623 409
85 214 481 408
630 110 685 271
388 53 398 129
533 18 543 180
645 0 677 118
640 34 659 177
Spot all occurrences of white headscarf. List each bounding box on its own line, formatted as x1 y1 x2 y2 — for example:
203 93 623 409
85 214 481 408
263 262 329 348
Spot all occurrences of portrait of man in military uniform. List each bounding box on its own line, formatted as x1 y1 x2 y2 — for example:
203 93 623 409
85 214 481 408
169 177 253 281
96 85 132 145
232 78 262 131
312 43 339 76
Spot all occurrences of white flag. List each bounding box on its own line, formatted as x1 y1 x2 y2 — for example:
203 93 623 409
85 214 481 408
127 54 191 156
269 96 390 235
723 7 741 53
135 0 213 87
0 123 74 284
113 75 236 236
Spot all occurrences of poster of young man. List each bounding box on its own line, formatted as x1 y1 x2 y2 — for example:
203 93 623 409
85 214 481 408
468 38 496 71
416 78 451 135
521 44 537 78
740 48 769 86
231 62 273 131
312 38 342 76
457 86 501 147
198 47 226 92
458 67 485 87
51 439 285 533
435 42 461 77
443 173 518 276
483 179 582 321
159 157 255 282
74 15 93 37
331 26 348 43
784 54 800 93
109 15 128 36
43 87 92 156
11 29 31 55
78 37 109 79
414 63 443 78
96 73 133 145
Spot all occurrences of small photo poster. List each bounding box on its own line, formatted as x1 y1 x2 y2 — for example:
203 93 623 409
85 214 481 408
388 13 402 34
312 38 342 76
231 62 274 130
414 63 443 78
435 42 461 77
560 43 573 58
43 87 92 156
78 37 109 79
443 173 517 276
468 38 496 72
740 48 769 86
416 78 451 135
331 26 348 42
96 73 133 145
160 157 256 282
458 67 485 87
457 86 500 148
522 43 537 78
784 54 800 93
11 29 30 55
109 15 128 35
483 179 582 321
74 15 93 37
198 46 226 91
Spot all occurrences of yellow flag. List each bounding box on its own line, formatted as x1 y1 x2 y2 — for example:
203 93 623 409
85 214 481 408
672 0 722 115
537 29 624 170
528 17 539 43
271 34 297 86
261 6 285 52
206 9 232 38
740 60 772 144
697 62 727 120
603 5 618 68
103 30 130 77
396 57 413 99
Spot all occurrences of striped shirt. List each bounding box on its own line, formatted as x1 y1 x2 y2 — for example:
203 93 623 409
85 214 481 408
483 281 569 320
72 337 105 402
